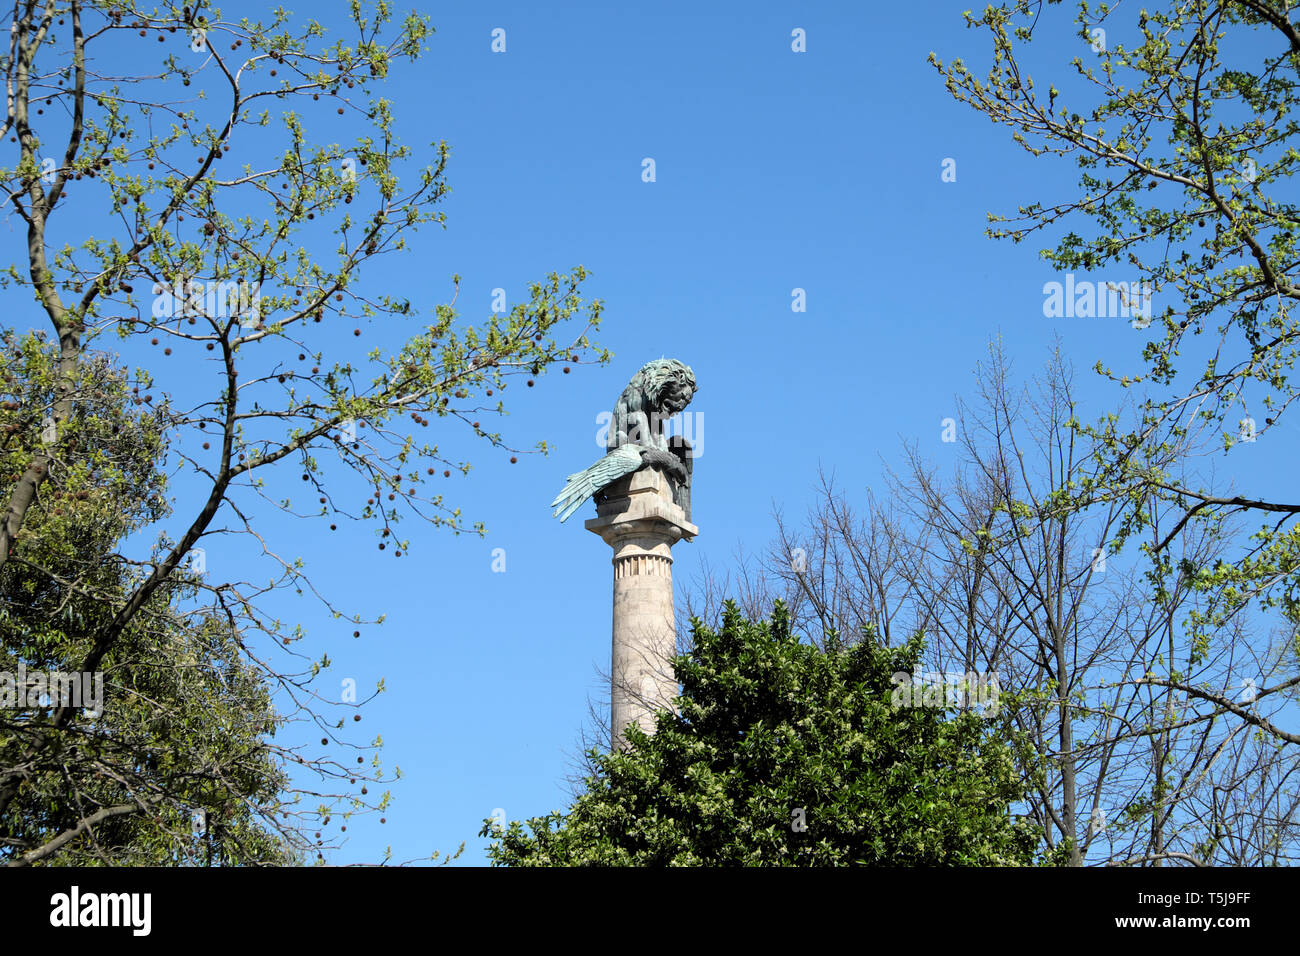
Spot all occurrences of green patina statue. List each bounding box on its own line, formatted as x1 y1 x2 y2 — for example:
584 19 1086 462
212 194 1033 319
550 358 697 523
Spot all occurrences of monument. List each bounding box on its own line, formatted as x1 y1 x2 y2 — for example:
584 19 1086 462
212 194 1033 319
550 359 698 750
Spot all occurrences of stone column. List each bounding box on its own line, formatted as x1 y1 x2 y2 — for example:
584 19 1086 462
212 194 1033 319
586 468 697 750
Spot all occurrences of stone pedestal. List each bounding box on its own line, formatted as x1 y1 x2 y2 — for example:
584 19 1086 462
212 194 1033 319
586 468 697 750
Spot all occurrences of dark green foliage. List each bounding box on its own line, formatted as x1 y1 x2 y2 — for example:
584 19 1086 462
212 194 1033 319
484 601 1052 866
0 333 294 864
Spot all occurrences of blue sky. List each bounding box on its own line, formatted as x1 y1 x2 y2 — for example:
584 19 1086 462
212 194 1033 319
5 0 1291 864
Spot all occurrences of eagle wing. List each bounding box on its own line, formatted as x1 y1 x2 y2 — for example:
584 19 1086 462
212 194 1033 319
550 444 643 523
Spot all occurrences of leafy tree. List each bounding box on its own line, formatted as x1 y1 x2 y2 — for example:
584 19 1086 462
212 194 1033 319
1 330 297 864
930 0 1300 751
483 602 1051 866
694 344 1299 866
0 0 603 863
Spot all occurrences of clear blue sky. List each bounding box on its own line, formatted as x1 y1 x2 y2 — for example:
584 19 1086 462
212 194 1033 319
5 1 1289 864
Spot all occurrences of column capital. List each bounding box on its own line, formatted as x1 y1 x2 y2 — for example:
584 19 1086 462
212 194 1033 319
584 467 697 547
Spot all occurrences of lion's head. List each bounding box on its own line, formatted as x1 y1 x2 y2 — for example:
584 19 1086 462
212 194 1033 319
630 358 697 415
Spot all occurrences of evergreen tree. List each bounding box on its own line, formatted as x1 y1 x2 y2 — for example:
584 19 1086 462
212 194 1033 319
484 602 1053 866
1 331 292 864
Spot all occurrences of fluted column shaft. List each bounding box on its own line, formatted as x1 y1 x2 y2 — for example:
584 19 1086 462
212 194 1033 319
586 469 697 750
